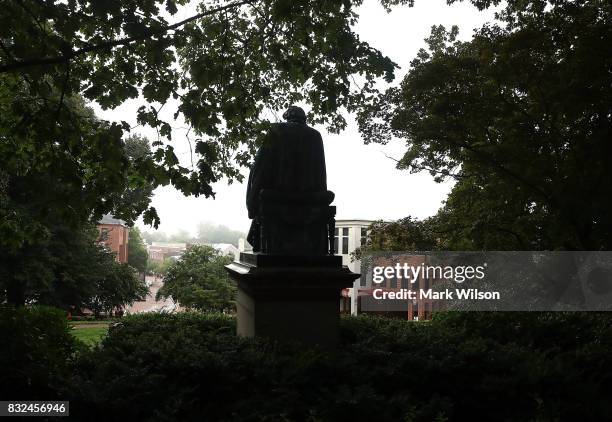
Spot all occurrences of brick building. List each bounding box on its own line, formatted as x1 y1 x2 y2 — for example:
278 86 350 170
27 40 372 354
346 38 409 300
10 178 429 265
359 254 440 321
147 242 188 262
97 214 129 263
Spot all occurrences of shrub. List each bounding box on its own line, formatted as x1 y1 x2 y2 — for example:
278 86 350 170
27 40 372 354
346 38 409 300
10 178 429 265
0 305 77 400
427 312 612 420
66 311 612 421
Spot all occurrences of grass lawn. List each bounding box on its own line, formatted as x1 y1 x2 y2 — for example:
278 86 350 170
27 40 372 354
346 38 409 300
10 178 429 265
70 321 110 346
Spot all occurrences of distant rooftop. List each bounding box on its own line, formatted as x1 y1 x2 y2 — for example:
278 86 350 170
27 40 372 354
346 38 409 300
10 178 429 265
98 214 127 226
335 219 376 225
207 243 237 249
150 242 187 248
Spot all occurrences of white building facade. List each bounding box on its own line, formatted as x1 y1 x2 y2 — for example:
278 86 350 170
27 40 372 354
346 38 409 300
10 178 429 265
334 219 373 315
208 243 240 260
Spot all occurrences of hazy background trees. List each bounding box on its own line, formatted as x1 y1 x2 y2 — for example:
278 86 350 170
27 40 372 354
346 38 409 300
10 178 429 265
141 222 245 246
195 222 245 245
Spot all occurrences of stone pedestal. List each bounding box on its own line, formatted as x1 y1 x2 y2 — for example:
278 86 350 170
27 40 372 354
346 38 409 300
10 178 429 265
225 253 359 348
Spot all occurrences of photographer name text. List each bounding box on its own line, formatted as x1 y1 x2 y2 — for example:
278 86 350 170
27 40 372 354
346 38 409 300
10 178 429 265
372 288 500 300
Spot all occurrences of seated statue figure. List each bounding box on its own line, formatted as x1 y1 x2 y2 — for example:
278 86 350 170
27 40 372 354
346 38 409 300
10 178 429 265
246 106 335 255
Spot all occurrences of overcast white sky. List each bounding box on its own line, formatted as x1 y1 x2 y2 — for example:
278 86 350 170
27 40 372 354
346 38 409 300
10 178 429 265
92 0 500 236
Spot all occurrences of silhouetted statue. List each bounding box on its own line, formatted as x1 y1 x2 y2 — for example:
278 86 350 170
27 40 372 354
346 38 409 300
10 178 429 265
246 106 335 255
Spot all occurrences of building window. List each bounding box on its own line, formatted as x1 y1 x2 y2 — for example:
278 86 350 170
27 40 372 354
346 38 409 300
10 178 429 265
335 227 349 255
390 275 398 288
360 227 368 247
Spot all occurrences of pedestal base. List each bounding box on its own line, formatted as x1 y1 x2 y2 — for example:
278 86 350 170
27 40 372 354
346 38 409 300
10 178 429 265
225 253 359 347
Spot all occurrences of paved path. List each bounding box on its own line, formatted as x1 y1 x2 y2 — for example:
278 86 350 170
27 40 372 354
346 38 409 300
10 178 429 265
125 275 183 314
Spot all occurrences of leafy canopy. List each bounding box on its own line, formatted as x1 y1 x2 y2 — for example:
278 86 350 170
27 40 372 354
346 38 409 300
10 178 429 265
0 0 418 229
0 221 147 311
353 216 441 261
359 0 612 250
128 227 149 274
157 245 235 311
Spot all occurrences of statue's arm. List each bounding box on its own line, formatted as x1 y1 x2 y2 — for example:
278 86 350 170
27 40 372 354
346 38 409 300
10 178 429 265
317 132 327 190
246 132 274 218
246 148 262 219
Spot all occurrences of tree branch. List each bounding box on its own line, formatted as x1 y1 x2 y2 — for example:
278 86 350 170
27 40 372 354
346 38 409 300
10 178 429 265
383 152 466 180
16 0 47 36
0 0 258 74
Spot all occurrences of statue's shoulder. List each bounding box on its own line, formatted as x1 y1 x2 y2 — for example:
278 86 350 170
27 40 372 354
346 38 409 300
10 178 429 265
276 122 321 138
303 125 323 142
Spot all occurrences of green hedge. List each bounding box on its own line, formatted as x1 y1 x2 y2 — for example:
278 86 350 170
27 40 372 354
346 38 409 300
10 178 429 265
3 308 610 420
0 305 77 400
64 312 612 421
342 312 612 421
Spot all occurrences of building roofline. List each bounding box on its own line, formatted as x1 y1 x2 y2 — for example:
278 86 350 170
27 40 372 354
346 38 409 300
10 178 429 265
335 219 376 225
98 214 127 226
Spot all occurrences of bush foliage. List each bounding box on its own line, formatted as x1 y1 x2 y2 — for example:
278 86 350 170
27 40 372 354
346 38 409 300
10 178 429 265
0 306 77 400
61 311 612 421
4 308 610 420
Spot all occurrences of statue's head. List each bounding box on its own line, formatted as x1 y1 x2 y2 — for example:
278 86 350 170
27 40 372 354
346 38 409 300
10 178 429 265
282 106 306 124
